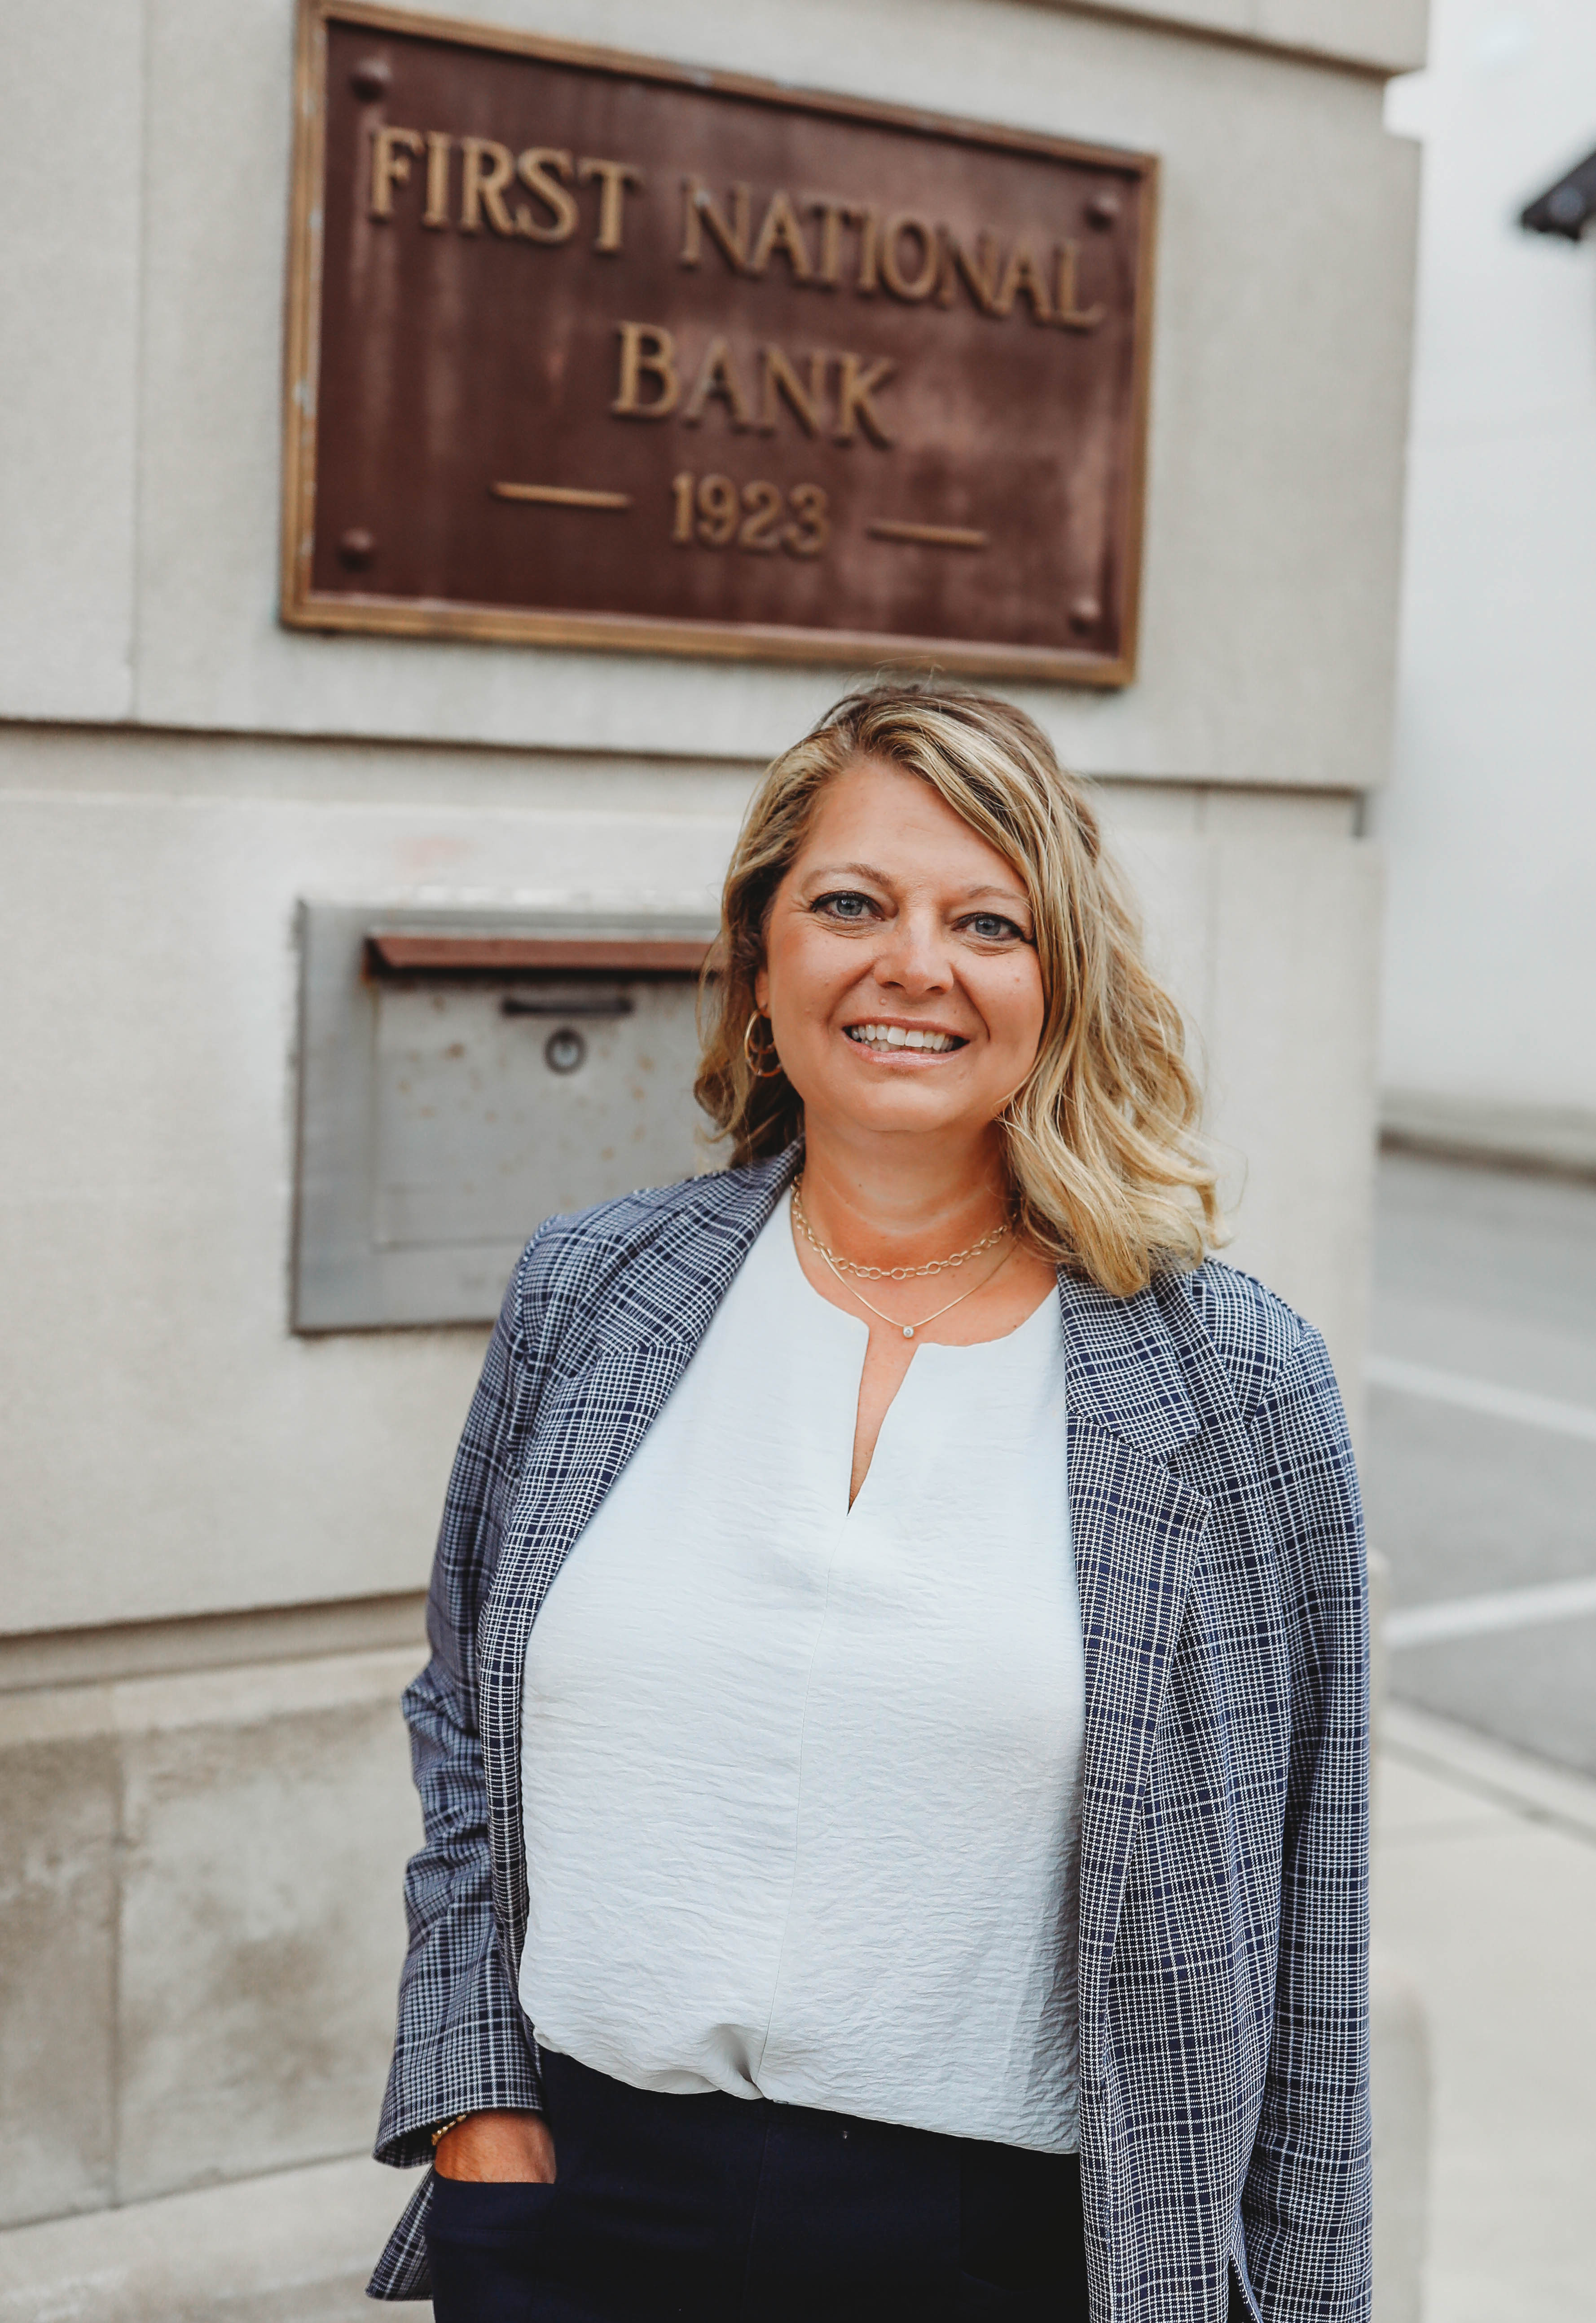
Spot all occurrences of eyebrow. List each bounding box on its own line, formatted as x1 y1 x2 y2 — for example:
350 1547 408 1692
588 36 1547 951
804 861 1030 907
955 883 1031 906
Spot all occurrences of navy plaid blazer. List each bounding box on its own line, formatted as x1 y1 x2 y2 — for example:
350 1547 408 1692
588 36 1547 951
368 1148 1370 2322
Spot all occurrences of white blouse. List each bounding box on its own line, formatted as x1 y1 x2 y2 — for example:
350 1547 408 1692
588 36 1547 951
518 1192 1086 2153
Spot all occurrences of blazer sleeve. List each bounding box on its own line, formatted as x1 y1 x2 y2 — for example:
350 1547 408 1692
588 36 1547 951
1240 1324 1373 2323
374 1243 550 2172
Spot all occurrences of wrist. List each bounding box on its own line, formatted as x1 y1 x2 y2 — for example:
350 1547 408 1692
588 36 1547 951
432 2109 556 2184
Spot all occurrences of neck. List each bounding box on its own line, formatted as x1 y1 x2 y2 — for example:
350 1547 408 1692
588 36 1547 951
796 1117 1012 1268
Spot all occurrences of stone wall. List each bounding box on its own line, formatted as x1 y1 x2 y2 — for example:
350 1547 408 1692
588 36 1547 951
0 0 1419 2235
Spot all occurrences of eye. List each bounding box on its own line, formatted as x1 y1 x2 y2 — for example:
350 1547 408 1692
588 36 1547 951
960 911 1027 942
811 890 881 923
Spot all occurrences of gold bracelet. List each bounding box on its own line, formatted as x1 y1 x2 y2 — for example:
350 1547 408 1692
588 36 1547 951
430 2115 470 2148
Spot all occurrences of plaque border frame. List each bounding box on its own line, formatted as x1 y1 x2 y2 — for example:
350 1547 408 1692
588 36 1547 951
281 0 1159 685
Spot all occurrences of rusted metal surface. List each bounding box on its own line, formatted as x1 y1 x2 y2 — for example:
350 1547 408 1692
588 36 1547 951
282 0 1157 683
365 932 712 975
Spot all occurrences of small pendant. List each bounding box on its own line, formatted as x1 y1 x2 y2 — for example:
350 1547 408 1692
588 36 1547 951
902 1325 915 1339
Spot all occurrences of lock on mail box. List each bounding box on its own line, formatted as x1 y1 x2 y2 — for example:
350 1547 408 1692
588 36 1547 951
292 904 715 1330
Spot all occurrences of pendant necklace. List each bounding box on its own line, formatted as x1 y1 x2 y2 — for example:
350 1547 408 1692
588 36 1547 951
791 1178 1016 1340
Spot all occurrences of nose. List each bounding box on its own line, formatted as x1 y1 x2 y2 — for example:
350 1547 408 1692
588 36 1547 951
870 903 953 996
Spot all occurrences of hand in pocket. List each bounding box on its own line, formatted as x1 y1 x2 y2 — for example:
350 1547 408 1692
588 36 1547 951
435 2111 557 2183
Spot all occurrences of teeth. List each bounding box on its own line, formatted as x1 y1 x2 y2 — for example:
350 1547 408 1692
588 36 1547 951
847 1024 956 1054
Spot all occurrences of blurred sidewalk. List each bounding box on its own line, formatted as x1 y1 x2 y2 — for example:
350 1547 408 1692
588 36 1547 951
1376 1702 1596 2323
2 1704 1591 2321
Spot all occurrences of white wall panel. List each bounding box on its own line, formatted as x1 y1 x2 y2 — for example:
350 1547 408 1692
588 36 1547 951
0 0 143 722
1379 0 1596 1117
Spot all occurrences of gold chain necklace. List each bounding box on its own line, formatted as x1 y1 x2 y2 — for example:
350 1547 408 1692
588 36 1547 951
792 1180 1016 1340
790 1179 1010 1280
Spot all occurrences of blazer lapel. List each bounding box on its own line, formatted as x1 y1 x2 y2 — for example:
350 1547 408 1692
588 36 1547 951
479 1150 800 1968
1059 1274 1215 2053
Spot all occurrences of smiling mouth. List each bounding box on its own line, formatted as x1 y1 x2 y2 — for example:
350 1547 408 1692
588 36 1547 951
844 1023 966 1055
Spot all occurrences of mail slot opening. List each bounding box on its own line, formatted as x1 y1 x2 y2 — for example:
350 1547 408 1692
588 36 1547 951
500 991 634 1020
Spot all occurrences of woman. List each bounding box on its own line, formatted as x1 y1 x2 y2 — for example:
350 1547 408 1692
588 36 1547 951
368 684 1370 2323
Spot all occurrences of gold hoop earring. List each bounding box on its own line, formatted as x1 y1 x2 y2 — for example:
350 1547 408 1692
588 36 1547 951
742 1011 784 1081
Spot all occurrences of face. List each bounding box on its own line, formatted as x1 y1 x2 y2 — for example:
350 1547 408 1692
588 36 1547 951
753 758 1047 1149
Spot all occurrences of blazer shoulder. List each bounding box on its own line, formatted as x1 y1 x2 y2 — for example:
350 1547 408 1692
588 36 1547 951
505 1156 791 1352
1172 1256 1323 1427
525 1167 726 1260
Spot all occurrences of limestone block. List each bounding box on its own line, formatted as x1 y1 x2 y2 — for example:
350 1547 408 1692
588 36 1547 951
0 2151 403 2323
0 1644 426 2219
113 1652 422 2204
1100 785 1381 1405
1064 0 1428 74
0 1702 118 2228
1096 787 1211 1046
0 0 140 721
1205 828 1383 1407
1255 0 1428 72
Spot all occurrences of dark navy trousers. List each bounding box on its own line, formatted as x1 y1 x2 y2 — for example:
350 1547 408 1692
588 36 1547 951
427 2051 1089 2321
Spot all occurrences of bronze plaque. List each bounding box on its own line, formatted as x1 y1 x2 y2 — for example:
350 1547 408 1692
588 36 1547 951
283 0 1157 682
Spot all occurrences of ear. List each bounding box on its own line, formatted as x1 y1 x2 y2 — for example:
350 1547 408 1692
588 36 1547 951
752 962 770 1013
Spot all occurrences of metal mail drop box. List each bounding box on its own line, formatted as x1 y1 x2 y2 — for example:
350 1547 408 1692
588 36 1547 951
292 903 715 1330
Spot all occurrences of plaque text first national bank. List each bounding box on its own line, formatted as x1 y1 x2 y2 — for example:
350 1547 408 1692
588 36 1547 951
282 0 1158 681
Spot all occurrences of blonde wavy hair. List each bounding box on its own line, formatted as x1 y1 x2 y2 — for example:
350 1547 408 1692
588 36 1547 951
695 682 1222 1296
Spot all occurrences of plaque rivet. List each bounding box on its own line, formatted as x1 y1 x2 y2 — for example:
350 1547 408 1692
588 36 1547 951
338 527 376 572
1086 189 1121 229
351 56 390 99
545 1028 586 1076
1069 595 1102 632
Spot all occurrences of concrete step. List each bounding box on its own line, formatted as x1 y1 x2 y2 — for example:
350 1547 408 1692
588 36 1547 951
0 2153 408 2323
